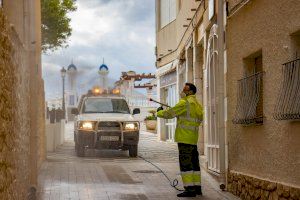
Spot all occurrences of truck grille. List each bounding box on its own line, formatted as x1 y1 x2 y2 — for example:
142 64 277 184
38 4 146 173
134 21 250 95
98 121 121 131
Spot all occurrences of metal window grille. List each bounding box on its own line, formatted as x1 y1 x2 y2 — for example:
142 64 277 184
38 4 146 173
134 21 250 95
274 58 300 120
232 72 264 124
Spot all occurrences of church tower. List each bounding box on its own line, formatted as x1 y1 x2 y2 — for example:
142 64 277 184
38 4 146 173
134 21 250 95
98 58 109 91
66 61 78 121
67 61 77 91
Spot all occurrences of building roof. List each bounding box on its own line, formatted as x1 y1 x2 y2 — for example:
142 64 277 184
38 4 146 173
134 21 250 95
99 63 109 71
67 63 77 71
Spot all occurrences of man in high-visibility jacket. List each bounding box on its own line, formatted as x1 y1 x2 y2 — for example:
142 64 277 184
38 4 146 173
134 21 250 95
157 83 203 197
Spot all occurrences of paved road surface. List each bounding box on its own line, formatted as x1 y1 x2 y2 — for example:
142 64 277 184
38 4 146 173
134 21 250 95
38 123 239 200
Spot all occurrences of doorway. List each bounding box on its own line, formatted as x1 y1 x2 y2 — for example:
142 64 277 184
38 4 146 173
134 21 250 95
205 24 220 173
162 84 177 141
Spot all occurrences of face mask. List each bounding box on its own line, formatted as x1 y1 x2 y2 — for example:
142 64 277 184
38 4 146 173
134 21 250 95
180 92 186 98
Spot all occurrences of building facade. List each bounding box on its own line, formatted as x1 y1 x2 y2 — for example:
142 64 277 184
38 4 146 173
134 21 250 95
155 0 300 199
226 0 300 199
155 0 227 180
0 0 45 199
115 71 157 108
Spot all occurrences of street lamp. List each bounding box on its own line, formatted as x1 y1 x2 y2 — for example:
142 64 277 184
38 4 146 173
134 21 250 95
60 67 67 119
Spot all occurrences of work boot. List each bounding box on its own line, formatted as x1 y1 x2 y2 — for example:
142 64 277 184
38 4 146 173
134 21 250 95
177 191 196 197
194 185 203 195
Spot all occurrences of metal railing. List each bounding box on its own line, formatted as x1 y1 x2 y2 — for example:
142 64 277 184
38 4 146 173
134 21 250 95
274 58 300 120
233 72 264 124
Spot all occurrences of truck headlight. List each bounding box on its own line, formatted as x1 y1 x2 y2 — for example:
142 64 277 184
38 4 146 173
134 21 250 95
123 122 138 131
79 121 95 131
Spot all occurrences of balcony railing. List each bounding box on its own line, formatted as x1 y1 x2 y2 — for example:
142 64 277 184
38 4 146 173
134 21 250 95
233 72 264 125
274 58 300 120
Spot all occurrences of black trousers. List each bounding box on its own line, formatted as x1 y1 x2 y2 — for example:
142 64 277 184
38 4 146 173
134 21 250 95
178 143 201 191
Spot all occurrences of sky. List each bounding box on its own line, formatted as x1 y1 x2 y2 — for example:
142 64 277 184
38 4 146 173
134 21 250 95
42 0 156 100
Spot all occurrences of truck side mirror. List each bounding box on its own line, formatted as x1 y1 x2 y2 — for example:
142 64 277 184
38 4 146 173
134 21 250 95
133 108 140 115
71 108 79 115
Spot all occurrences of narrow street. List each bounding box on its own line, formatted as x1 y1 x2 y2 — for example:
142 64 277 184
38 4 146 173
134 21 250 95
37 123 239 200
1 1 300 199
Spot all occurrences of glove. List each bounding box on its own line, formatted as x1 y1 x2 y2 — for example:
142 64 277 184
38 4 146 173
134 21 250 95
157 106 163 112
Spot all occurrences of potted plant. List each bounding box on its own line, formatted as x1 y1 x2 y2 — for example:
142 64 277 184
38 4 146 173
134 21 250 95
144 110 157 131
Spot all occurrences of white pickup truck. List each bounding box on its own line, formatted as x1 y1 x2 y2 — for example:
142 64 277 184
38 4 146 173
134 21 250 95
71 92 140 157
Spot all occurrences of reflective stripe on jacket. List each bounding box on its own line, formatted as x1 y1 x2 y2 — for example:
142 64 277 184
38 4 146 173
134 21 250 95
157 95 203 145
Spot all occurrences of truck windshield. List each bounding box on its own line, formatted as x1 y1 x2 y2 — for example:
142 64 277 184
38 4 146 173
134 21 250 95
82 98 130 114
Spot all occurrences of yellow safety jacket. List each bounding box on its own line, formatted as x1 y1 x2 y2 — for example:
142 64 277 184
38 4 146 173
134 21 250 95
157 95 203 145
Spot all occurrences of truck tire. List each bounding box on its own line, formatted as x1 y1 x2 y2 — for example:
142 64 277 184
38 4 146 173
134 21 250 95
129 145 138 157
76 145 85 157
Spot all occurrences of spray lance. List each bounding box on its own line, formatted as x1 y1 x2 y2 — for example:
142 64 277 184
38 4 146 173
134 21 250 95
149 98 171 108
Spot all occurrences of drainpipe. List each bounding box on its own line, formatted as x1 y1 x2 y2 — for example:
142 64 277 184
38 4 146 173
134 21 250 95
217 0 226 190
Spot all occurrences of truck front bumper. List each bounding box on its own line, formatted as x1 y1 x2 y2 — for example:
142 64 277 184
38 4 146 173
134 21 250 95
76 130 139 149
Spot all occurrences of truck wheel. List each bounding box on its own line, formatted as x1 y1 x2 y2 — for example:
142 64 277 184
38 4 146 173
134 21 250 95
129 145 138 157
76 145 85 157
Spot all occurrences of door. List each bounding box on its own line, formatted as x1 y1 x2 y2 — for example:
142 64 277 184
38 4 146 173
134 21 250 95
165 84 177 141
206 24 220 173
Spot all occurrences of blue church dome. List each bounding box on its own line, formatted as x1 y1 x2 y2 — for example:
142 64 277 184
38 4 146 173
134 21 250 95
99 64 109 71
67 63 77 71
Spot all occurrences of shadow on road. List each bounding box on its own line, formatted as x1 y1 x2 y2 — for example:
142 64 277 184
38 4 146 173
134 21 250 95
47 140 138 163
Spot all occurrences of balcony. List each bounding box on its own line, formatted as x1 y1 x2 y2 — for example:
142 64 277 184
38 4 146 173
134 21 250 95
232 72 264 125
274 58 300 120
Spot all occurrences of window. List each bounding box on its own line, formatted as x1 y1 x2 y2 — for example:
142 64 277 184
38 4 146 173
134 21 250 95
208 0 215 20
83 98 130 114
290 30 300 58
160 0 176 28
233 51 264 125
254 56 264 122
274 31 300 120
69 95 75 106
0 0 2 7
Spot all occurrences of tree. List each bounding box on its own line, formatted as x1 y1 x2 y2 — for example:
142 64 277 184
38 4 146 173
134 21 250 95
41 0 77 52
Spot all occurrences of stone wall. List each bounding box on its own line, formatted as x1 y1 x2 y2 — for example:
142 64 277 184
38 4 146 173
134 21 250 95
228 171 300 200
0 9 31 199
37 79 46 170
226 0 300 197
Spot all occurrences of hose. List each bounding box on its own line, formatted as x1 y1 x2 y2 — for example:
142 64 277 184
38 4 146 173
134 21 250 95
138 155 185 192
